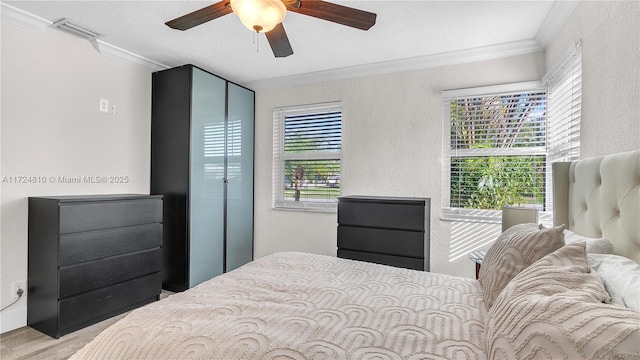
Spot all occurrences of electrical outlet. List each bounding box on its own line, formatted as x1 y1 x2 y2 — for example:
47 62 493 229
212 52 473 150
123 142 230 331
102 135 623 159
11 280 26 298
109 101 116 115
99 98 109 113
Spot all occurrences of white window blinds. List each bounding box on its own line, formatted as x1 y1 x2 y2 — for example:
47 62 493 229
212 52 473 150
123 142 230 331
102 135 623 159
544 41 582 212
442 82 547 222
545 42 582 163
273 102 342 212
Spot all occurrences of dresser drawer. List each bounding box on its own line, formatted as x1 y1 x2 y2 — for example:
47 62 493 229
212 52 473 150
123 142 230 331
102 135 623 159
59 248 161 298
337 226 424 258
59 224 162 266
59 199 162 234
338 199 425 231
338 250 424 270
59 272 161 334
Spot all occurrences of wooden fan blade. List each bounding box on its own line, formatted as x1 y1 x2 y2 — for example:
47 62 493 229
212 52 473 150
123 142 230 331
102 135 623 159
166 1 232 30
291 0 376 31
265 23 294 58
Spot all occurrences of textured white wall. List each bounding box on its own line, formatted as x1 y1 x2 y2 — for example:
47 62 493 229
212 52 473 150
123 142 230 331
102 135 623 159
1 23 151 332
254 52 546 278
546 0 640 157
254 0 639 281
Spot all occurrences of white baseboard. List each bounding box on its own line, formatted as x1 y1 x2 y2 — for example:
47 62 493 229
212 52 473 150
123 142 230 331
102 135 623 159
0 305 27 334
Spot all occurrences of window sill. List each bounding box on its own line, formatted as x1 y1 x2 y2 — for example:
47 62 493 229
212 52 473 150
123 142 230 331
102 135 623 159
273 205 337 214
441 208 502 223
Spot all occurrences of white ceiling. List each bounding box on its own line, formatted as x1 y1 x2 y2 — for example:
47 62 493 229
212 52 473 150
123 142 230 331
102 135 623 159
4 1 575 89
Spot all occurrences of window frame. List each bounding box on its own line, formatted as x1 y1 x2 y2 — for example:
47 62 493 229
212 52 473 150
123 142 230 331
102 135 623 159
272 101 342 213
441 81 547 223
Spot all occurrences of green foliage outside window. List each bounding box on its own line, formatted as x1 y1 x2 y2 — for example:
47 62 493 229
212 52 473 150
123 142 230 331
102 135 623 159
450 155 545 210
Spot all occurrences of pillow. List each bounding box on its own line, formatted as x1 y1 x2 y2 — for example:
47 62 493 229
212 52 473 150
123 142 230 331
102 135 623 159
564 229 613 254
478 223 565 309
588 253 640 312
486 243 640 359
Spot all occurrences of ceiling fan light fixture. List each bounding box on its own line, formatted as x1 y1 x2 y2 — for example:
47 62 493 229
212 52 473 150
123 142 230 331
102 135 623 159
230 0 286 33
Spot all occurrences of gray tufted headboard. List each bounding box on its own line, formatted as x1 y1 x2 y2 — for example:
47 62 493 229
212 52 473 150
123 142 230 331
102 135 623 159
553 150 640 264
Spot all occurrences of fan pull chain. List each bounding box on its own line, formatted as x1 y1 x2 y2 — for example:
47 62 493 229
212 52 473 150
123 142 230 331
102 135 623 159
252 31 259 53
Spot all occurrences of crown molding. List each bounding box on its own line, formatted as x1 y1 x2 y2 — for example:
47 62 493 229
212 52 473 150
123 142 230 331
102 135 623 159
1 2 50 30
248 39 543 90
536 1 580 49
1 2 168 72
93 40 169 72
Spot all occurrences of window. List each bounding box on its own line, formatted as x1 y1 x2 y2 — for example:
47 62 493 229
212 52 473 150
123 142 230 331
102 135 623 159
442 41 582 224
442 82 547 222
273 102 342 211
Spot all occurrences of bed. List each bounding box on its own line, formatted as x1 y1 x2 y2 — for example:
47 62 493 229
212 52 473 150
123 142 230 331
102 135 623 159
70 150 640 360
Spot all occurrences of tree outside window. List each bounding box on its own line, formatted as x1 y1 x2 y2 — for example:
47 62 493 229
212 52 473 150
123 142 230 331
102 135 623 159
273 102 342 212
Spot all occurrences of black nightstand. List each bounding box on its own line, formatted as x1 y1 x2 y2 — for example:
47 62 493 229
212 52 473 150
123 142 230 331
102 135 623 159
468 250 486 279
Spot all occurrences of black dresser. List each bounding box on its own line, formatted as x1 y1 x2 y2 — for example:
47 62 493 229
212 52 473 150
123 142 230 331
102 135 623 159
337 196 430 271
27 194 163 338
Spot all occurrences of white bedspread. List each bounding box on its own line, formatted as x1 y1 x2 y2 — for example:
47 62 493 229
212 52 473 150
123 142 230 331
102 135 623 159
71 252 487 359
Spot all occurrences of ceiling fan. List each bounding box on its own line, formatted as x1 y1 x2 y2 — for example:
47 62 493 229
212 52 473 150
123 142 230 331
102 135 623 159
165 0 377 58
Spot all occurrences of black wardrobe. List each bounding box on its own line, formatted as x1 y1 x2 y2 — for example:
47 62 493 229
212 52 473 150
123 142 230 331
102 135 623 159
151 64 254 292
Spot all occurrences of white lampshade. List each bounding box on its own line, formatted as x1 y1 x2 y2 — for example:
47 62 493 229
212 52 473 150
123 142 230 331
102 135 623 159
230 0 286 33
501 206 539 232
